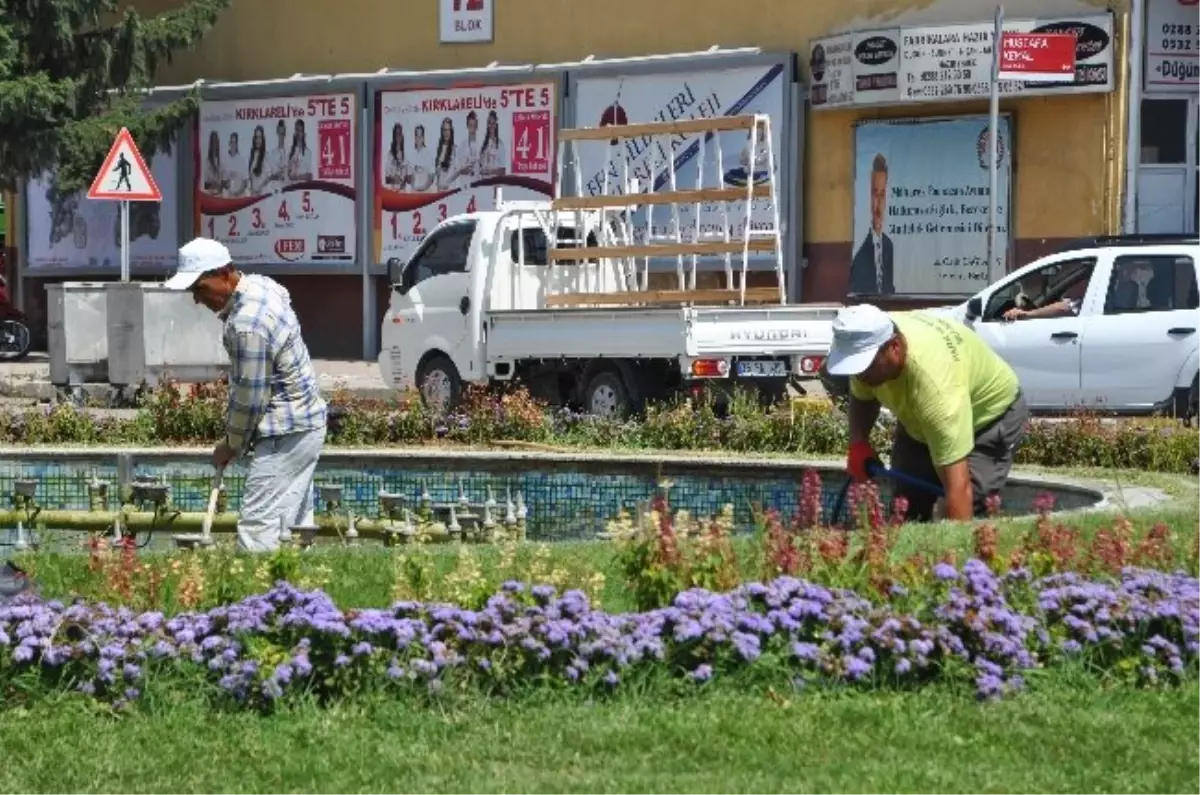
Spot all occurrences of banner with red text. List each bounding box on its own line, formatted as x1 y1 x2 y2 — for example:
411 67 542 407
195 94 357 264
374 82 556 262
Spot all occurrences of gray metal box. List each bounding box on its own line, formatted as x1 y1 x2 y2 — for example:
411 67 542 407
106 283 230 387
46 282 110 386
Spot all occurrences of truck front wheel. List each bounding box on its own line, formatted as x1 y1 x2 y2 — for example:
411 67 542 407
584 370 632 419
416 354 462 415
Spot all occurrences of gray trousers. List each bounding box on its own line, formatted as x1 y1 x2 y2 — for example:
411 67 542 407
890 391 1029 522
238 426 326 552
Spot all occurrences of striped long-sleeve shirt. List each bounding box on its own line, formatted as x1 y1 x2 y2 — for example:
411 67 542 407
220 274 326 454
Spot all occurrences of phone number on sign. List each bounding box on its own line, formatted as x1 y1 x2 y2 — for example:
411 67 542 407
205 191 319 238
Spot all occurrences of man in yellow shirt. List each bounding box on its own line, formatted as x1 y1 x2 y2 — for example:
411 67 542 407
824 304 1029 522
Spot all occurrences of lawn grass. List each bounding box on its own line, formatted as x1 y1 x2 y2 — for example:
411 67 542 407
0 676 1194 793
3 467 1196 794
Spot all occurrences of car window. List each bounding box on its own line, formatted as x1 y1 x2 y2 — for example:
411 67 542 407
510 227 598 266
406 222 475 288
982 257 1097 321
1104 254 1199 315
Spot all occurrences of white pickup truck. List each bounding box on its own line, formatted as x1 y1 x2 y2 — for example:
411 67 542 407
377 207 837 416
933 236 1200 418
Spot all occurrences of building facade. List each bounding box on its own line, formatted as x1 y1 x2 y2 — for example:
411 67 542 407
13 0 1144 358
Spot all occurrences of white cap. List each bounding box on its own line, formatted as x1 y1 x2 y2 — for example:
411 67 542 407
164 237 232 291
824 304 895 376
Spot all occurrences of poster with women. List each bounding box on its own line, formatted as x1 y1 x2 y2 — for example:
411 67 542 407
374 82 557 262
195 93 357 264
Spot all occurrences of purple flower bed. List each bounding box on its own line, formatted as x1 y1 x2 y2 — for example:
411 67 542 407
0 561 1196 711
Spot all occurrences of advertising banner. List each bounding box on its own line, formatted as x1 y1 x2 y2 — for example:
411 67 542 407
24 152 179 271
195 93 357 265
571 63 787 261
851 117 1013 297
1145 0 1199 92
810 12 1114 109
374 82 556 262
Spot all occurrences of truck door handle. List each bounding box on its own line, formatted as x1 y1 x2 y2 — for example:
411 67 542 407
1050 331 1078 341
1168 327 1195 335
459 296 470 315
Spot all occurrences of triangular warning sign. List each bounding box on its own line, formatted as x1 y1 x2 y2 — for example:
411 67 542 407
87 127 162 201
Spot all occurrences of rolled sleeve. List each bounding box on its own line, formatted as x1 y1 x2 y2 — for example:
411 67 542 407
225 329 270 454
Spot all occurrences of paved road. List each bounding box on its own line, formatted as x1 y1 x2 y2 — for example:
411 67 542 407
0 353 392 403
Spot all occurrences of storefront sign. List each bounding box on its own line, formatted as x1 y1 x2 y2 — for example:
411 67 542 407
374 82 557 262
195 94 358 265
439 0 494 44
851 117 1013 297
809 34 854 108
998 33 1077 82
1145 0 1199 93
570 63 787 257
25 155 179 272
852 29 902 104
810 12 1113 109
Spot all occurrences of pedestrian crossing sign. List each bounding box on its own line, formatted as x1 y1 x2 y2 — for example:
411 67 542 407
87 127 162 201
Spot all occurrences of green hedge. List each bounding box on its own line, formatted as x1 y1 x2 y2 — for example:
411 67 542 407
0 383 1195 473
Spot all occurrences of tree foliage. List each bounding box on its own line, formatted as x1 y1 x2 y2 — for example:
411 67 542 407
0 0 231 195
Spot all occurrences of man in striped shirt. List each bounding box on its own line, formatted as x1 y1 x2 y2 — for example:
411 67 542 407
165 237 327 552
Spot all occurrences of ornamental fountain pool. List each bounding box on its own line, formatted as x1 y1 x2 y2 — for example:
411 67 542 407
0 448 1108 551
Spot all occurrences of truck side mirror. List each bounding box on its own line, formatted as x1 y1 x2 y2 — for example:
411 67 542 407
966 296 983 320
387 257 405 286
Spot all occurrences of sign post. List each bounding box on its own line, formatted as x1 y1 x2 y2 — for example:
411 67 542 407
985 6 1004 286
987 18 1078 282
86 127 162 282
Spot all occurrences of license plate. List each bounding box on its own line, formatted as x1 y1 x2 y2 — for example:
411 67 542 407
736 360 787 377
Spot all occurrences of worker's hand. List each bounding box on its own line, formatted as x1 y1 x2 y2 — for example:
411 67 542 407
847 440 880 482
211 440 237 470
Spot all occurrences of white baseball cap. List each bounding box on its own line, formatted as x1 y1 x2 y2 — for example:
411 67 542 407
824 304 896 376
164 237 232 291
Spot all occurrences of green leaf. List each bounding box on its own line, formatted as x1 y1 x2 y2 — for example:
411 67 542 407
0 0 231 194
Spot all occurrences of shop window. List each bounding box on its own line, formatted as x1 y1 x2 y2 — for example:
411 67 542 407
1140 98 1188 164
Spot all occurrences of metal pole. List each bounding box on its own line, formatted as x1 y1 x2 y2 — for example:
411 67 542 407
119 200 131 282
986 5 1004 284
1122 0 1144 234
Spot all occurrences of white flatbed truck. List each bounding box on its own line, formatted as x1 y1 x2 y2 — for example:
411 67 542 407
377 114 839 416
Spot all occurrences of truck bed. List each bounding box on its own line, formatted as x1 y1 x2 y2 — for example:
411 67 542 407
484 305 839 361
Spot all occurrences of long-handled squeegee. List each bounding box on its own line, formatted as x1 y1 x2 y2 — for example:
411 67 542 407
830 459 945 527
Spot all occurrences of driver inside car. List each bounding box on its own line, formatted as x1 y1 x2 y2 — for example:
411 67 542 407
1002 270 1081 321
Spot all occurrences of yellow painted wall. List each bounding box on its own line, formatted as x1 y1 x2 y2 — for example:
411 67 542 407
139 0 1129 248
807 93 1121 243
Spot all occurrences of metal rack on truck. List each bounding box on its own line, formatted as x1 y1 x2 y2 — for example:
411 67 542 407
378 113 838 416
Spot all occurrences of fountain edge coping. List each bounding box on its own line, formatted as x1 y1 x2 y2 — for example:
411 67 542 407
0 445 1156 515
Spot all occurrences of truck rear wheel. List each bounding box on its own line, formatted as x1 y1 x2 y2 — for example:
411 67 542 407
584 370 631 419
417 355 462 415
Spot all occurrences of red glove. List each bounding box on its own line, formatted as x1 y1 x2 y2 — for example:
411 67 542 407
847 440 879 482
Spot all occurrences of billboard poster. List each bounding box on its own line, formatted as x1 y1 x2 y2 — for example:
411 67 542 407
374 82 557 262
1145 0 1200 92
570 63 787 263
24 152 179 271
851 117 1013 296
195 93 357 265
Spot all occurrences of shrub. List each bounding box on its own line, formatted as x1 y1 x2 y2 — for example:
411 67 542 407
0 382 1195 473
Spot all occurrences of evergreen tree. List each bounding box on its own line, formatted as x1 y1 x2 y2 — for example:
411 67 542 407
0 0 231 195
